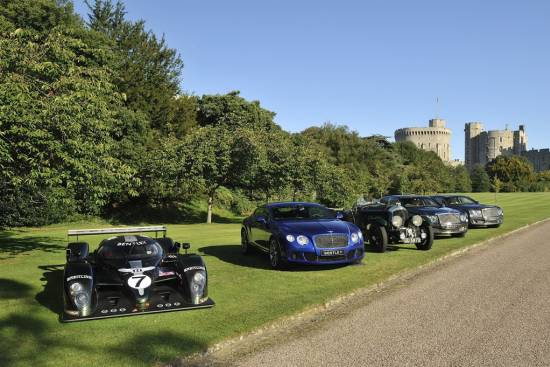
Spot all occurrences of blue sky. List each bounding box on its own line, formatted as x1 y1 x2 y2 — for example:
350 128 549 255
73 0 550 160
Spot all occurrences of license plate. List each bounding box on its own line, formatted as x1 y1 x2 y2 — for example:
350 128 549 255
402 238 421 244
320 249 344 256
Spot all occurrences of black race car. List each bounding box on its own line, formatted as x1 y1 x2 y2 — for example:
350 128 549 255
430 195 504 228
62 226 214 322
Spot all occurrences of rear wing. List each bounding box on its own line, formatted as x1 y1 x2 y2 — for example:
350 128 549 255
68 226 167 241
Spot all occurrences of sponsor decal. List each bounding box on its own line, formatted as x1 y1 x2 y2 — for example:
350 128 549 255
117 240 147 247
66 275 92 282
159 270 175 277
183 266 206 273
127 274 152 289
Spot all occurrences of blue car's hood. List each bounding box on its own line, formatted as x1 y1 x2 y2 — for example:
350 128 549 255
277 220 354 235
406 206 460 216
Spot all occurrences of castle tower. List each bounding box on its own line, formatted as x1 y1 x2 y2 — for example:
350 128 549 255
465 122 484 170
513 125 528 154
395 119 452 162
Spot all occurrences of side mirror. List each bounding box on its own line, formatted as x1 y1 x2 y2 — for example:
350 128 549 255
255 215 267 224
174 241 181 253
336 211 344 220
181 242 191 254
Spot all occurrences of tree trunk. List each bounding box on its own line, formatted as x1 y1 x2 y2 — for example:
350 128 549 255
206 195 213 224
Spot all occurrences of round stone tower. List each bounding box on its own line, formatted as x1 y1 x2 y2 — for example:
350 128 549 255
395 119 452 162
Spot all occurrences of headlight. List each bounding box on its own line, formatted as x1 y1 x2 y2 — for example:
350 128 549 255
460 213 468 222
190 271 206 304
411 215 423 227
70 282 83 294
426 215 439 224
357 231 363 239
296 235 309 245
391 216 403 228
469 209 482 218
351 232 360 244
286 234 295 243
73 292 90 309
497 208 503 216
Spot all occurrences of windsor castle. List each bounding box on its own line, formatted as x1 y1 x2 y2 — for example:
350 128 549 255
394 119 550 172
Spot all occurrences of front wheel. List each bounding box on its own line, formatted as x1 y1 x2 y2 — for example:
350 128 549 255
416 225 434 251
269 237 287 270
368 223 388 253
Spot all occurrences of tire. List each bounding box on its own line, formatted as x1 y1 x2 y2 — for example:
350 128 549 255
416 225 434 251
269 237 287 270
241 228 251 255
368 223 388 253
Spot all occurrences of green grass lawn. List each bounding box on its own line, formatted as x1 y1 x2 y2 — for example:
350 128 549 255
1 192 549 367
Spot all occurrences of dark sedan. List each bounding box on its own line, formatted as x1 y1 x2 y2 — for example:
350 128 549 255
241 202 365 269
431 195 503 228
380 195 469 237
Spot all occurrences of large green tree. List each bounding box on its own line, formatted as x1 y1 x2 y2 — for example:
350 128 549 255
181 126 261 223
470 165 491 192
486 155 535 192
0 6 138 225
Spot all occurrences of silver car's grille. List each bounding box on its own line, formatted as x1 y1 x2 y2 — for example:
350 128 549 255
437 213 461 225
313 234 348 248
482 208 500 219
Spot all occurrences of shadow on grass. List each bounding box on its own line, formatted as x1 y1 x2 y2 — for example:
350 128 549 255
0 278 33 299
35 264 65 317
0 309 207 367
199 244 271 270
109 331 208 366
199 244 352 272
104 201 243 225
0 232 64 259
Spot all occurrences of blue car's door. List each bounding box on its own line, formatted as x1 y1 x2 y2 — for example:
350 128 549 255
250 207 270 250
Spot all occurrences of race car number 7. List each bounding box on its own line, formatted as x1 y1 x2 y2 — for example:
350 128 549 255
127 274 152 289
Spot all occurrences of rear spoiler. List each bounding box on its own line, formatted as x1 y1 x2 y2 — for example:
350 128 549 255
68 226 167 241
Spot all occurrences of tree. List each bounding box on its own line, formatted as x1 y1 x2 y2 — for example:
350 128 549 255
486 155 535 192
0 13 138 225
451 165 472 193
85 0 187 134
470 165 491 192
197 91 279 132
181 126 261 223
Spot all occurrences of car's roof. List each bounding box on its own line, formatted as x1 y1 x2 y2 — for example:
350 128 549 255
384 195 427 199
265 201 325 208
431 194 468 198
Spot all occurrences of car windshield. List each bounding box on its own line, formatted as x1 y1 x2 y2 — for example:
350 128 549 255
399 197 440 208
271 205 336 220
98 242 163 261
445 196 477 205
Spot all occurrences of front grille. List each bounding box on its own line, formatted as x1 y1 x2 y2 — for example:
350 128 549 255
437 213 461 225
313 234 348 248
482 208 500 219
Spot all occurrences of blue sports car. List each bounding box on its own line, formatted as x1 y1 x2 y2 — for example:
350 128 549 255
241 202 365 269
